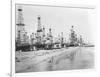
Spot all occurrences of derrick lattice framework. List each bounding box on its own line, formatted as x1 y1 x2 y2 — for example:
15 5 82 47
16 7 29 46
36 16 43 44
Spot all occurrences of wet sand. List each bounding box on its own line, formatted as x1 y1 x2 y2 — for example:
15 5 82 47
15 47 94 73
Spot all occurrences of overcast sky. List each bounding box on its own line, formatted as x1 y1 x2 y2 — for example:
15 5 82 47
16 4 96 44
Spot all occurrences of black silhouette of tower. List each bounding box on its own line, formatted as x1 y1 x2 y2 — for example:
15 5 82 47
61 32 64 47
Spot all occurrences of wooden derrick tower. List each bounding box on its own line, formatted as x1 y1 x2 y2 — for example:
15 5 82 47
36 15 43 44
16 6 30 51
16 6 26 46
69 26 78 46
42 27 46 44
61 32 64 47
46 28 53 49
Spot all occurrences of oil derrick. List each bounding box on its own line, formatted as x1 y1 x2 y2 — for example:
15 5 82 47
48 28 53 44
69 26 78 46
30 32 35 45
42 27 46 44
30 32 36 50
78 35 83 46
43 27 45 37
36 15 43 44
16 6 25 46
46 28 53 49
61 32 64 47
23 32 29 45
57 34 61 43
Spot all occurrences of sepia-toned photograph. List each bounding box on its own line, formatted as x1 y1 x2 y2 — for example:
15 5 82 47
15 4 95 73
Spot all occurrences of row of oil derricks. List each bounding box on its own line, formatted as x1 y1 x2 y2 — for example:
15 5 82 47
15 26 94 51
